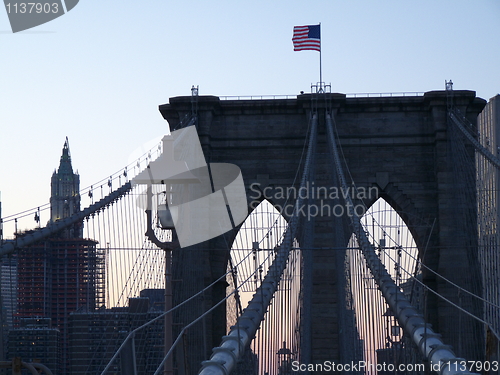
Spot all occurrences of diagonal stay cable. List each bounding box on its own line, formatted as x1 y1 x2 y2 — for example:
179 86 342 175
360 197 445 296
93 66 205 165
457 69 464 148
379 242 500 341
449 108 500 169
361 200 500 312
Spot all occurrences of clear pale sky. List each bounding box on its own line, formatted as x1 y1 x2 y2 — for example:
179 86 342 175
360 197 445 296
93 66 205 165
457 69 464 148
1 1 499 235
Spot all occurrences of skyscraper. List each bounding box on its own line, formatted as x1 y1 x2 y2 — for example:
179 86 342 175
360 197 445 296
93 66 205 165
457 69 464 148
0 257 17 329
12 139 105 374
477 94 500 360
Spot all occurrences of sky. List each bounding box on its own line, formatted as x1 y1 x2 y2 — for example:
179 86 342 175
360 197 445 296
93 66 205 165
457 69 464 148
1 0 499 236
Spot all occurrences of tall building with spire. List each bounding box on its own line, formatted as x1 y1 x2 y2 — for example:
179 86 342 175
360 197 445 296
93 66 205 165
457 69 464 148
10 138 105 374
50 137 81 238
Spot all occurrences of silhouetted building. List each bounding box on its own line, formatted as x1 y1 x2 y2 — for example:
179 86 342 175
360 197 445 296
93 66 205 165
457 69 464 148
140 288 165 311
477 94 500 361
69 296 164 375
0 256 17 328
477 94 500 248
8 317 60 374
16 238 104 320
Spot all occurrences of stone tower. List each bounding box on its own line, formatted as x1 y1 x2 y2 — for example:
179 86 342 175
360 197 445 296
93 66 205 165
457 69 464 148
49 137 81 238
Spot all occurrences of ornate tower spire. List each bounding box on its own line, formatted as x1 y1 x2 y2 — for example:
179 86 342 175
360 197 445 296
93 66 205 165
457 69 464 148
50 137 81 237
58 136 73 175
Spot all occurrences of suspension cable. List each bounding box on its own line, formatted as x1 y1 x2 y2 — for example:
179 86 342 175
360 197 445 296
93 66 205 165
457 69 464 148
449 108 500 169
0 182 133 257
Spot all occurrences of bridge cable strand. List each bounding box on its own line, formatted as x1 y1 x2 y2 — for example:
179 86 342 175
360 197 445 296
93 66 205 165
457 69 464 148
99 239 262 375
380 246 498 327
327 100 497 361
96 186 292 374
449 108 500 169
325 112 479 375
82 186 160 373
155 210 293 375
355 183 499 351
368 208 500 352
0 182 133 257
348 184 499 357
226 199 300 373
197 113 318 375
448 103 500 359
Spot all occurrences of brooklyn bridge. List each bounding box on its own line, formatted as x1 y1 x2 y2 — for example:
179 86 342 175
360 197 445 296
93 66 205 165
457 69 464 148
0 83 499 375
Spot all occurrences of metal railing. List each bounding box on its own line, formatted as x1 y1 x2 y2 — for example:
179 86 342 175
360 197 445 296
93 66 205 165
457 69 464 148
218 92 425 101
346 91 424 98
219 94 298 100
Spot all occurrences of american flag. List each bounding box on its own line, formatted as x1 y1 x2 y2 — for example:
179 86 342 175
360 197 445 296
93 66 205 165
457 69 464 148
292 25 321 52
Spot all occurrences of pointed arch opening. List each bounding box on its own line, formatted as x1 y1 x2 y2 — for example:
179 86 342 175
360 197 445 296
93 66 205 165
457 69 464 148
227 199 302 374
346 197 423 366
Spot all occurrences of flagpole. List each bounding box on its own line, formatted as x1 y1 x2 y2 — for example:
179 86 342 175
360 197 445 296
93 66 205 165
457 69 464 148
292 24 322 92
319 22 322 92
